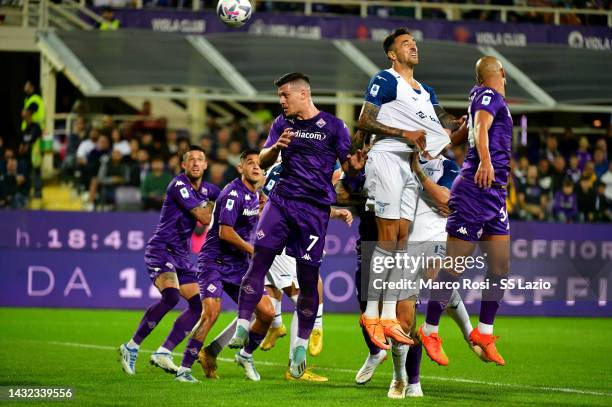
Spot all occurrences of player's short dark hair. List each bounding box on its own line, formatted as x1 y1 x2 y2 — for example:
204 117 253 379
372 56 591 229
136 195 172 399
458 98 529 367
274 72 310 88
240 149 260 162
183 145 206 161
383 28 412 56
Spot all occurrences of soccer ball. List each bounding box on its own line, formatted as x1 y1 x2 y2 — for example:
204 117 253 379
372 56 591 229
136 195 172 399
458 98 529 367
216 0 252 28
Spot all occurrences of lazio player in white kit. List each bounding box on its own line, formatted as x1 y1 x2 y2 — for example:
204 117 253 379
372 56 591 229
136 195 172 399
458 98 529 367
357 28 453 351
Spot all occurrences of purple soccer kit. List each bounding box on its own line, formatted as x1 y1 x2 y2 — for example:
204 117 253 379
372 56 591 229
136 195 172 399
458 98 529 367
427 85 513 330
131 173 220 351
237 111 351 343
182 178 260 369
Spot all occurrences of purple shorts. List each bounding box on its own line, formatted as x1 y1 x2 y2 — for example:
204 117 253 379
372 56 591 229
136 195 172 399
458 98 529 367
197 261 246 302
144 248 198 286
445 177 509 241
254 194 330 266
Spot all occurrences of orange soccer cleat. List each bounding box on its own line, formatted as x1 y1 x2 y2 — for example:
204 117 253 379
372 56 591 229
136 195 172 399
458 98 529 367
469 328 505 366
359 314 390 350
380 319 414 346
418 324 449 366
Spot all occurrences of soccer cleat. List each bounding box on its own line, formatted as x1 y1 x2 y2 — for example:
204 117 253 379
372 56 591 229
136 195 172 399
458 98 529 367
359 315 390 350
406 382 424 397
119 344 138 375
380 319 414 346
289 345 307 379
150 352 179 374
467 336 489 363
284 368 328 382
228 325 249 349
355 350 387 385
175 368 199 383
469 328 505 366
260 324 287 351
387 379 408 399
197 346 219 379
235 352 261 381
308 328 323 356
418 324 449 366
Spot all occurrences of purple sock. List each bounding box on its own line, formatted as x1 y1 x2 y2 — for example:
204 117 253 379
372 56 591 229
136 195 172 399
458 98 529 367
361 325 381 356
425 270 458 326
295 262 320 340
162 295 202 350
237 246 277 321
181 338 203 369
480 272 504 325
406 343 422 384
132 287 180 344
243 331 266 355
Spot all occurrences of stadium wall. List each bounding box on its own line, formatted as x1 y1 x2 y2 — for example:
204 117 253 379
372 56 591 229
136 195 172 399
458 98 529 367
0 211 610 316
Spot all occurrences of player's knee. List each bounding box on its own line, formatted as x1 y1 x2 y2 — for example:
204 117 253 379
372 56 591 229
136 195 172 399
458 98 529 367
203 299 221 322
161 287 180 308
259 303 275 324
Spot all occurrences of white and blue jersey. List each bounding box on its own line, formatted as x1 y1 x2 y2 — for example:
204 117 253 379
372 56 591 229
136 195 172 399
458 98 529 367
262 163 283 196
364 68 450 157
410 156 460 242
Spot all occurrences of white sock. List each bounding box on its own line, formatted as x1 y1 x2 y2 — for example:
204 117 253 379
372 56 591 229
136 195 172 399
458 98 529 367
156 346 171 354
270 297 283 328
294 337 309 350
381 301 397 320
364 301 380 319
289 310 298 360
290 295 298 306
127 339 140 350
237 318 250 333
391 342 409 381
313 303 323 329
240 348 252 358
423 322 439 336
477 322 494 335
446 290 473 341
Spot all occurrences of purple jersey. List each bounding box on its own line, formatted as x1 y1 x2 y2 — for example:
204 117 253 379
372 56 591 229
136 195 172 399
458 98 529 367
462 86 513 186
264 111 351 206
199 178 259 269
146 173 220 258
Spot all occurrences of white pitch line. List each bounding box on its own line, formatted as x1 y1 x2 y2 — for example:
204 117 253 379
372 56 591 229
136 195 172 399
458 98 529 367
38 340 612 398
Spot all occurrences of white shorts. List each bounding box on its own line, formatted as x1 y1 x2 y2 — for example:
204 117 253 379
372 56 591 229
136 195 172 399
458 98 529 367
265 248 298 290
364 150 418 221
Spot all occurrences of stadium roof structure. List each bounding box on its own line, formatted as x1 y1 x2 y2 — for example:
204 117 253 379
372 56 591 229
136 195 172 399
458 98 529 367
36 29 612 113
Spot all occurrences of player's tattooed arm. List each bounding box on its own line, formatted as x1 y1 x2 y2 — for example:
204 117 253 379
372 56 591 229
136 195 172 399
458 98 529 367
190 201 214 226
350 129 367 152
219 225 254 255
358 102 426 151
433 105 465 131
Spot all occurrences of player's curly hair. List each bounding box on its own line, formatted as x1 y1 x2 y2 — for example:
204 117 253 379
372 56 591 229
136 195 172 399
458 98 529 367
383 28 412 58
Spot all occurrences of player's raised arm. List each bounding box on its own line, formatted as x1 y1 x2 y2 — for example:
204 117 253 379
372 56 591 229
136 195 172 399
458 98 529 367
259 127 292 169
358 102 426 151
473 110 495 189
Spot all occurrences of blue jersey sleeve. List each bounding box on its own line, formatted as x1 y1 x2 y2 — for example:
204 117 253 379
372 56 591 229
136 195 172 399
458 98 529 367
262 164 282 196
437 160 460 190
363 71 397 107
421 83 439 106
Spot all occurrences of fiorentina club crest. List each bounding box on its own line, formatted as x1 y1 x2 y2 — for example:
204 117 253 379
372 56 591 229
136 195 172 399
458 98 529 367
316 118 326 128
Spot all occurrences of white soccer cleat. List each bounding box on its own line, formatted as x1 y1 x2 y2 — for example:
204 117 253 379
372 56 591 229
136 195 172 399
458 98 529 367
355 350 387 385
235 353 261 381
387 379 408 399
175 368 199 383
119 344 138 375
406 382 424 397
150 351 179 374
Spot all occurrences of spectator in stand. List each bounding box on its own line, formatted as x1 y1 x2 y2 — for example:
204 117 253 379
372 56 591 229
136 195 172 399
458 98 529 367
140 132 158 158
551 154 567 193
165 131 179 157
601 161 612 201
576 136 592 170
559 127 578 159
141 156 172 211
111 127 131 157
538 158 553 196
177 137 190 158
518 165 547 220
19 109 43 199
595 138 608 159
167 154 181 176
0 157 29 208
594 182 610 222
199 136 213 155
227 140 242 167
85 134 111 205
210 127 231 160
95 148 130 207
135 149 151 186
244 128 261 150
566 154 581 183
541 132 560 163
552 178 578 222
134 100 166 141
98 6 120 31
582 161 597 188
577 175 597 222
514 155 530 188
593 148 608 178
207 162 227 186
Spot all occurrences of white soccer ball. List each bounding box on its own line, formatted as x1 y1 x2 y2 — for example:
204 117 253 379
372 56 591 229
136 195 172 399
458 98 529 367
216 0 252 28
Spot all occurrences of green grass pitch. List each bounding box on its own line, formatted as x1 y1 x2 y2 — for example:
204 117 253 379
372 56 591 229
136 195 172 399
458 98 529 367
1 308 611 406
